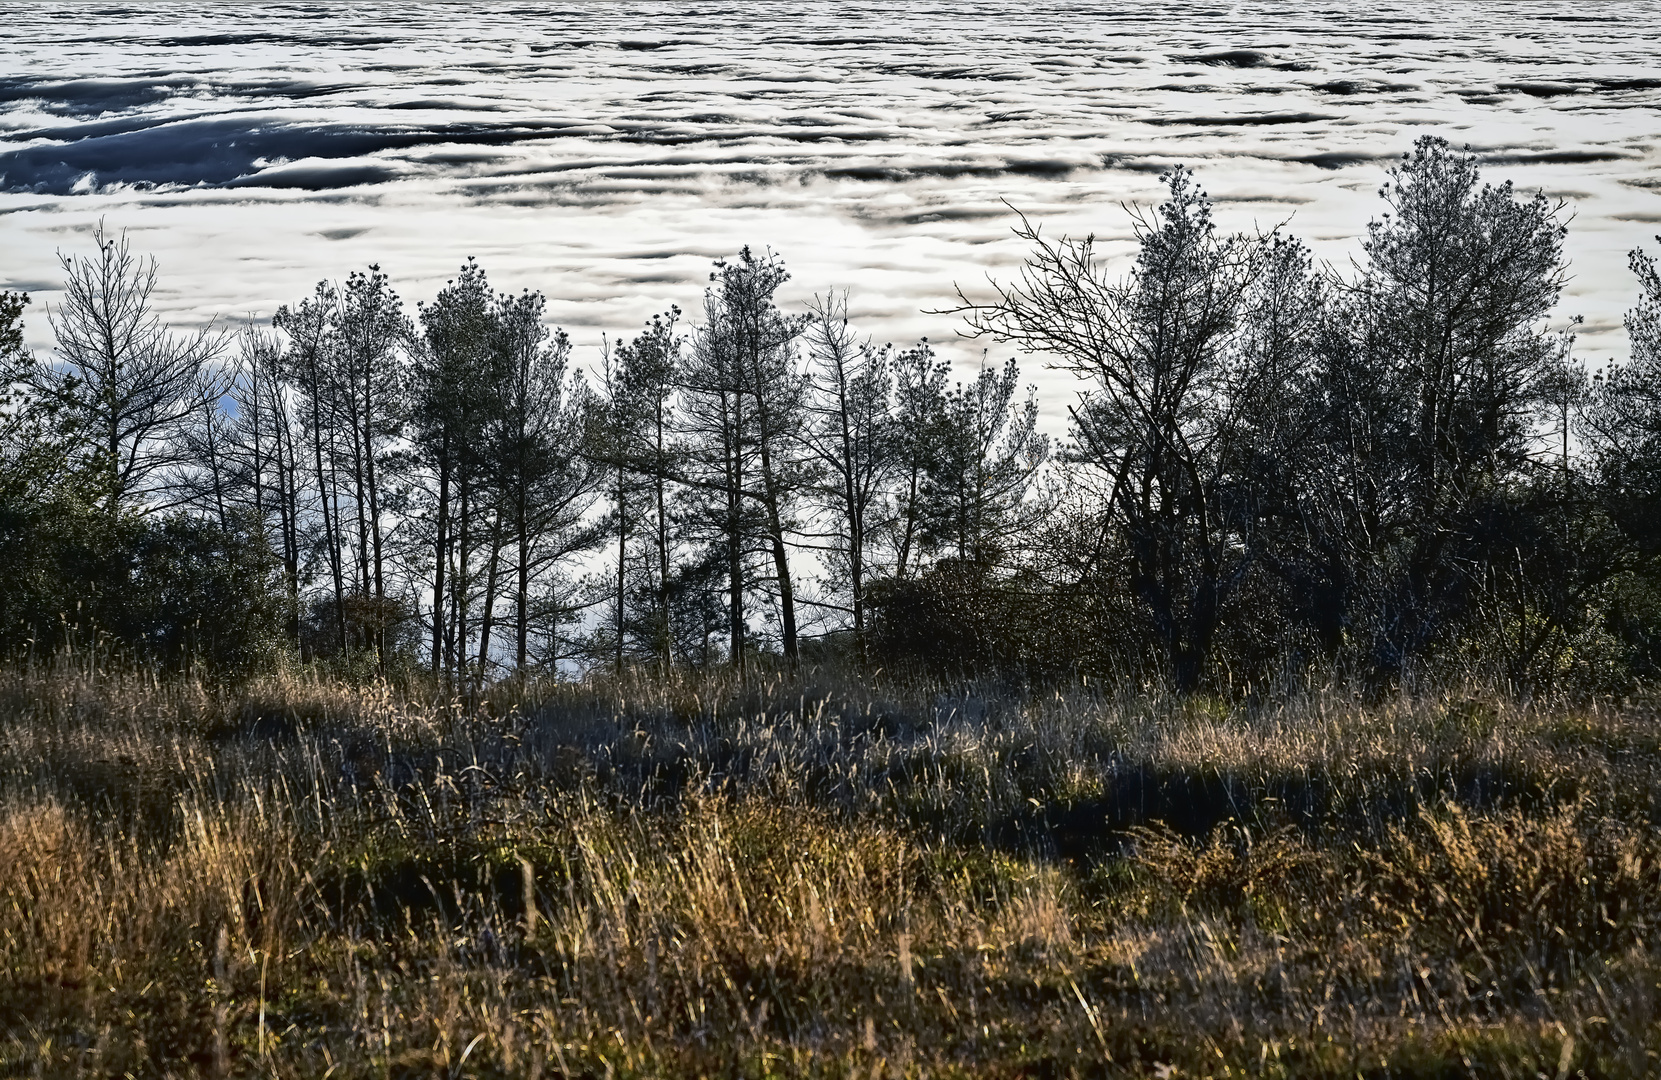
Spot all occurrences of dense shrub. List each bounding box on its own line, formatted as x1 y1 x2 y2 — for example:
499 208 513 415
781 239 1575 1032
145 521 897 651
0 508 283 675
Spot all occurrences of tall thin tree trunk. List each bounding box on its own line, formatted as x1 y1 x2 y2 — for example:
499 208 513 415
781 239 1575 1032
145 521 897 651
364 403 387 670
454 479 470 678
445 539 461 680
476 512 504 688
724 388 745 677
615 469 627 672
896 466 921 580
309 384 347 654
748 355 796 663
272 385 300 648
249 373 266 530
838 409 865 660
654 412 672 672
104 388 120 516
431 450 451 677
755 437 797 664
328 443 349 651
349 403 372 600
204 397 227 530
516 484 530 671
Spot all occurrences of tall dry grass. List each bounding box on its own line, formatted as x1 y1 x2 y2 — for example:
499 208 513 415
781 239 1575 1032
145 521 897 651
2 658 1659 1076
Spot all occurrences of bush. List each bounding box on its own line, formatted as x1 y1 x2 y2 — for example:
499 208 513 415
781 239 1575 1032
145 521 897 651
0 507 284 675
107 514 285 674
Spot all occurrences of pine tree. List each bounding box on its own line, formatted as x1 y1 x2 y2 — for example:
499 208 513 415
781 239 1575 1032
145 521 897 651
604 310 683 670
888 341 949 580
489 288 604 673
415 260 496 681
961 170 1306 691
332 266 410 666
275 281 349 655
918 357 1047 566
801 293 895 659
1336 135 1570 675
682 249 809 669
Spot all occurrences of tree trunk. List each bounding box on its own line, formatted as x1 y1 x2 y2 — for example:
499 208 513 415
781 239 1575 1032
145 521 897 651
516 482 530 671
309 385 347 655
896 466 921 580
364 402 387 670
329 450 350 650
838 410 865 659
745 327 796 663
453 479 470 678
348 396 372 602
724 388 745 676
476 512 504 689
271 382 301 649
755 436 797 663
654 406 672 672
615 468 627 672
431 449 451 677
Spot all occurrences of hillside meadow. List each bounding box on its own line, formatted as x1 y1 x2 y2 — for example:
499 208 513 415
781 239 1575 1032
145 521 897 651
3 660 1659 1077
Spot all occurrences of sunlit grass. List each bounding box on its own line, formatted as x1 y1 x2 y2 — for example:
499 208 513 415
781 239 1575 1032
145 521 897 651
2 658 1659 1076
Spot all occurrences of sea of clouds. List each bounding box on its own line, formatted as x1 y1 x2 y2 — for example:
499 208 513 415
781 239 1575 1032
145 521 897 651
2 0 1658 420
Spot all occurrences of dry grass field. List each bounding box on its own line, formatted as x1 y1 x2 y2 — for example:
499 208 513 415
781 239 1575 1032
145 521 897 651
3 659 1660 1077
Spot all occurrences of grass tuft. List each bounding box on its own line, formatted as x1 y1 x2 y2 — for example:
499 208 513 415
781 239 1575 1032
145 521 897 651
3 660 1660 1075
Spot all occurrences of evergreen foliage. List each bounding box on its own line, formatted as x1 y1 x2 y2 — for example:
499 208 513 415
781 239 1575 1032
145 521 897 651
3 139 1660 690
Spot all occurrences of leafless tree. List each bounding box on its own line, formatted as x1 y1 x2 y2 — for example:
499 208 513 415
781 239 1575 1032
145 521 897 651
36 223 226 516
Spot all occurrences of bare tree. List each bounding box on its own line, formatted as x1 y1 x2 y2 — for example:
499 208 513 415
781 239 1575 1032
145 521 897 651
36 223 225 516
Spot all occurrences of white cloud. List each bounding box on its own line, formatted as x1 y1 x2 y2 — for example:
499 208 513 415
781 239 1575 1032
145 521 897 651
2 1 1658 426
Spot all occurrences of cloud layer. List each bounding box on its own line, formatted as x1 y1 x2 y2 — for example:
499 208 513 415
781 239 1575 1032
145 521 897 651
2 0 1657 410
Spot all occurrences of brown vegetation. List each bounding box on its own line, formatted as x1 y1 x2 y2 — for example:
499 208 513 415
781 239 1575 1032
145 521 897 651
3 660 1659 1076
